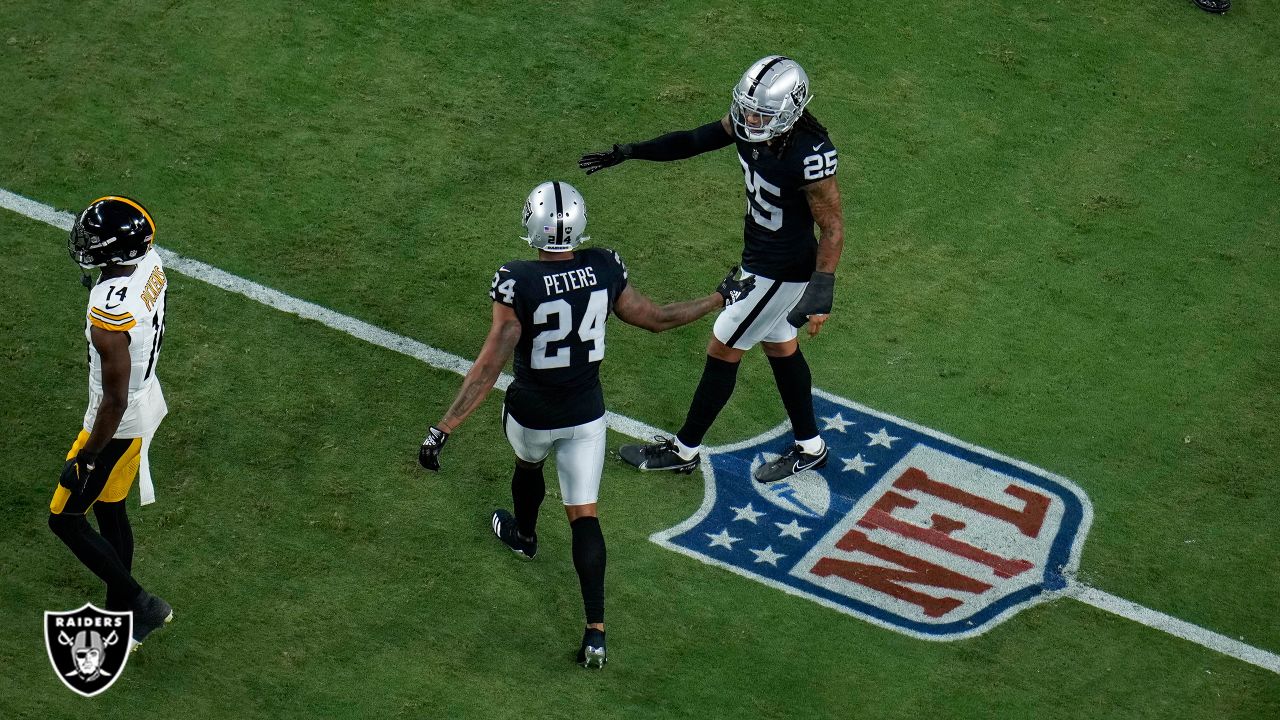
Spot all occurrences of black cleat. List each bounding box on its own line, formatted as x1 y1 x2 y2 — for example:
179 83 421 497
618 436 699 473
129 591 173 651
491 509 537 560
1192 0 1230 13
753 442 829 484
577 627 607 669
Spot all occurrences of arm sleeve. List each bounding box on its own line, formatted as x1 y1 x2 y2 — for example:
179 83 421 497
625 120 733 162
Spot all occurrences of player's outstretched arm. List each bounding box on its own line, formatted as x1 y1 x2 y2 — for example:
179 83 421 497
787 176 845 337
578 116 734 174
418 303 522 471
615 266 755 333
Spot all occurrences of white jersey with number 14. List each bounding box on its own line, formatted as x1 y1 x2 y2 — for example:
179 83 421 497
83 248 169 438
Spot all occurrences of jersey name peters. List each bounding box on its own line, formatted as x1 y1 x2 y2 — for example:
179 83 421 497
543 267 600 296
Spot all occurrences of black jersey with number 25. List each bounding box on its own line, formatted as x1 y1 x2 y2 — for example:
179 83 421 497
489 247 630 430
734 124 838 283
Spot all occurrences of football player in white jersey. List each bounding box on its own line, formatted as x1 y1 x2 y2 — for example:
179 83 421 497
49 196 173 649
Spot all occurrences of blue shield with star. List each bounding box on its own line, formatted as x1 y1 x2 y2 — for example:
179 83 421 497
650 390 1094 639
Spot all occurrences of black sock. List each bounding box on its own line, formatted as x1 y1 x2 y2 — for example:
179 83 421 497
768 349 819 442
571 516 606 625
95 500 134 572
94 501 136 609
49 513 142 608
675 355 741 448
511 462 545 540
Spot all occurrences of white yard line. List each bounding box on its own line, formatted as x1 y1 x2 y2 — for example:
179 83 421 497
4 187 1276 675
1070 585 1280 674
0 188 666 440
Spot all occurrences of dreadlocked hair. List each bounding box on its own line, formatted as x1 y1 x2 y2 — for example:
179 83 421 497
796 109 828 136
776 110 829 157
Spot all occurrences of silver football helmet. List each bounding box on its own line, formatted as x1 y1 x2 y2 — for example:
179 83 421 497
520 181 589 252
730 55 812 142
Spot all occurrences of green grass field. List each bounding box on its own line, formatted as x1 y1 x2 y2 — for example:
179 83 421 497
2 1 1278 717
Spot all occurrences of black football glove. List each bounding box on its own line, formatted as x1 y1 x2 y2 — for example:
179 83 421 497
786 271 836 327
716 266 757 307
418 426 449 471
578 144 632 175
59 453 97 495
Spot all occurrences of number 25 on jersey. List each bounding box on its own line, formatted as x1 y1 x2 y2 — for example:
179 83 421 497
803 150 838 181
739 157 784 232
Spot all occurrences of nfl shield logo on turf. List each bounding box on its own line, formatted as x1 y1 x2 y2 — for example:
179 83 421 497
45 604 132 697
652 390 1094 639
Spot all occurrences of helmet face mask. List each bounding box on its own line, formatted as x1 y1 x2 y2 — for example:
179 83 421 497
520 181 589 252
68 196 155 269
730 55 812 142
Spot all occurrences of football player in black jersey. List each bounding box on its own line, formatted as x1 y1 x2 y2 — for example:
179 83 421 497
417 181 754 668
579 55 846 484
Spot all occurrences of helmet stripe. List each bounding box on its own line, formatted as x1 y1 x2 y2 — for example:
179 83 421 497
92 195 156 241
747 55 789 99
551 181 564 246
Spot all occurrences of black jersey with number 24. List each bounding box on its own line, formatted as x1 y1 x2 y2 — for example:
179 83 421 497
735 124 838 283
489 247 630 430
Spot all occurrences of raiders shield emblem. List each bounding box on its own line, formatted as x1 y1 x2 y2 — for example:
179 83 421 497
45 604 132 697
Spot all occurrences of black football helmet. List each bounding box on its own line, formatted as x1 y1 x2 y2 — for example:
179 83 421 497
68 196 155 269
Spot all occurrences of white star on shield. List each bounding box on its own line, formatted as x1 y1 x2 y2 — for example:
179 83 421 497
841 454 875 475
774 519 811 540
706 528 742 550
820 413 855 433
749 546 786 567
866 428 901 449
731 503 766 524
